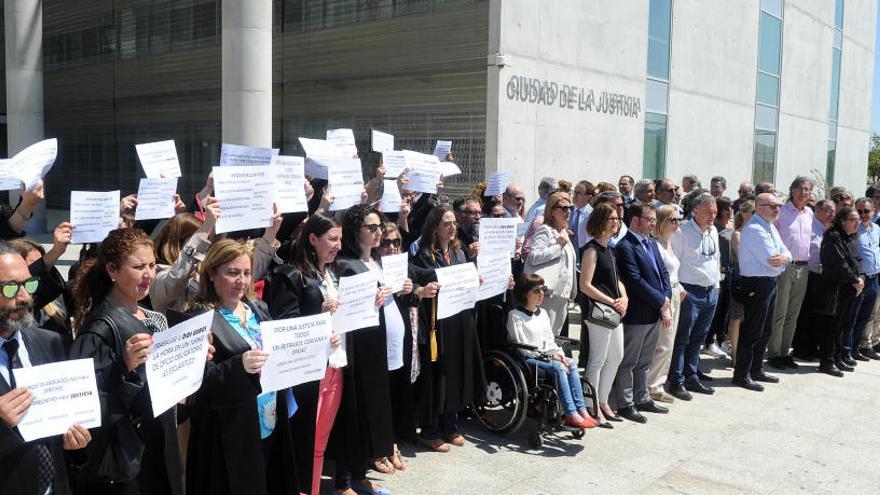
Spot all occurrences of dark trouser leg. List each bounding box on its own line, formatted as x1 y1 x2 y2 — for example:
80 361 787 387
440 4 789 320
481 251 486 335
734 277 777 380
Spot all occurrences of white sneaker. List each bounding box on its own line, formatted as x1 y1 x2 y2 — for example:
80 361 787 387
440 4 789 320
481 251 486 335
705 342 729 358
720 341 733 355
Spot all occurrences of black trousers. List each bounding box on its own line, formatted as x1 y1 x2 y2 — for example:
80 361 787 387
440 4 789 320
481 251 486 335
792 272 822 357
817 287 858 363
706 284 730 346
734 276 777 380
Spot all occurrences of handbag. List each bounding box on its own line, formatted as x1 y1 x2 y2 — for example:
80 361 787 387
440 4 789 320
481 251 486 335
76 315 145 484
586 248 622 329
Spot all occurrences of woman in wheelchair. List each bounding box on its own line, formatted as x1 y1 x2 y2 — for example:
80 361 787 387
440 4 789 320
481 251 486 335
506 273 597 429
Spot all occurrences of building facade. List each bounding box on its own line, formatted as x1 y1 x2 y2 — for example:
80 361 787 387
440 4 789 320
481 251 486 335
0 0 875 208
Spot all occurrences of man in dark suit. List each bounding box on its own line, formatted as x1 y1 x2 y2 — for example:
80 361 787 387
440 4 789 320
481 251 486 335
611 202 673 423
0 242 91 495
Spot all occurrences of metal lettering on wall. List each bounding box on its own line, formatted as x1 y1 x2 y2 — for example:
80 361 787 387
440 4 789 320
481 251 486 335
506 75 641 118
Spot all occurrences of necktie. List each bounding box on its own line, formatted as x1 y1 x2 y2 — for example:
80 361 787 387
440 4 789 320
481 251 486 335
2 339 20 388
570 208 581 246
643 238 664 289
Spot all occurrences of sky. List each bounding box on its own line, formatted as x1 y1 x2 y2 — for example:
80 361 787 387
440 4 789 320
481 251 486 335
873 6 880 133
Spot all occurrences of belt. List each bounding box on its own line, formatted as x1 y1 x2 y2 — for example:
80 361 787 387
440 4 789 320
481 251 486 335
792 261 808 266
681 282 715 292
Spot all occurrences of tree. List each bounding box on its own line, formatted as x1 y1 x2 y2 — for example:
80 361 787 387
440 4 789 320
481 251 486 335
869 132 880 184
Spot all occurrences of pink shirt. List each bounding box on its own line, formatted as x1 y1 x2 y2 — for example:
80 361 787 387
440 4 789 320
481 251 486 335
774 201 814 262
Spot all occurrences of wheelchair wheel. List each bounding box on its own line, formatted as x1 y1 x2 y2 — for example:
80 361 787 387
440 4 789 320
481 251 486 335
528 430 543 449
473 350 529 434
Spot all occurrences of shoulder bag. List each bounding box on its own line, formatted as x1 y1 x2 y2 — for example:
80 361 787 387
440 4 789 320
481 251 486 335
586 248 622 329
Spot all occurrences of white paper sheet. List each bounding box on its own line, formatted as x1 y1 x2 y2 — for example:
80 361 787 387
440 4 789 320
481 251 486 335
477 252 512 301
382 150 408 178
13 138 58 191
70 190 120 244
381 253 409 293
13 358 101 442
219 143 277 166
334 270 380 333
0 159 20 191
259 312 333 392
135 140 182 178
433 140 452 161
484 171 511 197
435 262 480 319
326 128 358 156
299 137 348 179
270 155 308 214
401 151 442 194
145 311 212 417
371 130 395 153
134 177 178 221
212 166 274 234
478 217 520 257
439 161 462 177
379 180 402 213
328 158 364 211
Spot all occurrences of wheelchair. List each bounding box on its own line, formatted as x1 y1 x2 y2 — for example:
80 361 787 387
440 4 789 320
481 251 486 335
472 336 598 449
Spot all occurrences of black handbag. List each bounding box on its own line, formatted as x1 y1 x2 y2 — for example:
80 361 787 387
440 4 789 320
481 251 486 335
76 316 145 484
586 248 623 329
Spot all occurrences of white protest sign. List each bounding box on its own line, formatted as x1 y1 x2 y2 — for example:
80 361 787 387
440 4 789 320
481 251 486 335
328 158 364 211
334 270 380 333
260 312 333 392
433 140 452 161
371 130 395 153
14 358 101 442
326 128 358 156
439 161 462 177
13 138 58 191
478 217 519 257
135 177 178 221
401 151 442 194
435 262 480 319
485 170 511 197
135 140 182 178
212 166 274 234
0 160 20 191
382 150 408 178
70 190 120 244
219 143 277 166
145 311 212 417
379 180 401 213
381 252 409 293
477 252 512 301
299 137 347 179
270 155 308 214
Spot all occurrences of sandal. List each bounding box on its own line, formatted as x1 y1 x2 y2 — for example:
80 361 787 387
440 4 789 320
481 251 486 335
371 457 395 474
390 445 407 471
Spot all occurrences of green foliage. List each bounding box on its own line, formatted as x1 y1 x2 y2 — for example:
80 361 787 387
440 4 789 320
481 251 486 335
869 132 880 184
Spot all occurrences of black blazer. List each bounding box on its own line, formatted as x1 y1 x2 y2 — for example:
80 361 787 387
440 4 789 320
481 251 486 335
0 326 75 495
615 231 672 325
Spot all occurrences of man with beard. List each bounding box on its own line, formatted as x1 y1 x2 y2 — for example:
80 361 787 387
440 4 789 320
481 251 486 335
0 242 91 494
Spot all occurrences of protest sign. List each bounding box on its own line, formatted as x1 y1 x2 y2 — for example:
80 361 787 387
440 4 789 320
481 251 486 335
70 190 120 244
145 311 212 417
260 312 333 392
135 177 178 221
212 166 274 234
435 262 480 319
136 140 182 178
334 270 380 333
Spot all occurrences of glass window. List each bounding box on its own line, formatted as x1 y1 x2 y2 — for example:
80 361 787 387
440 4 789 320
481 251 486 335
647 0 672 80
81 28 98 60
758 13 782 75
761 0 783 19
834 29 842 50
171 7 193 49
150 10 171 55
643 112 668 179
283 0 304 32
394 0 429 16
826 139 837 184
193 3 217 40
830 48 841 120
756 72 779 106
828 121 838 140
119 8 137 60
136 9 150 56
835 0 844 30
753 131 777 183
645 79 669 114
755 104 778 132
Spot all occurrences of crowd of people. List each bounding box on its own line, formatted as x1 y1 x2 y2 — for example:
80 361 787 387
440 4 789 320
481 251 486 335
0 160 878 495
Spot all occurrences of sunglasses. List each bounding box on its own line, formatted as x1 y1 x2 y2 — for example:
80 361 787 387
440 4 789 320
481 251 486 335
380 238 402 248
441 220 459 229
362 223 384 233
669 218 681 224
491 213 504 218
858 209 873 215
530 286 547 294
554 205 574 212
0 277 39 299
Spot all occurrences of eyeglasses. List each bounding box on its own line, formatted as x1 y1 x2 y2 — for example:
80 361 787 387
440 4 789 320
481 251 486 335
700 234 717 257
639 216 657 224
441 220 459 229
463 209 481 216
380 238 402 248
858 209 873 215
530 286 547 294
669 218 681 224
554 205 574 212
511 196 525 203
490 213 504 218
617 184 627 188
362 223 384 233
607 217 622 223
757 203 781 210
0 277 39 299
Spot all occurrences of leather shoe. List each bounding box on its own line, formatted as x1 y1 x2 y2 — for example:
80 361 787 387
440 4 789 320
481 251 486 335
791 352 817 362
732 376 764 392
751 372 780 383
636 401 669 414
818 363 844 377
852 350 870 362
665 382 692 401
842 356 858 367
617 406 647 424
862 348 880 360
835 359 855 372
783 356 800 369
696 370 713 381
766 356 787 370
684 379 715 395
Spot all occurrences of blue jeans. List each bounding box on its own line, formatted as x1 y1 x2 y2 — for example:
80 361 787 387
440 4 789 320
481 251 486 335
668 284 719 384
526 357 586 415
849 275 879 354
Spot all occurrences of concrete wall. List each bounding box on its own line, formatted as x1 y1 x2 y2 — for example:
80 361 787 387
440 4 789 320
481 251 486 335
488 0 649 202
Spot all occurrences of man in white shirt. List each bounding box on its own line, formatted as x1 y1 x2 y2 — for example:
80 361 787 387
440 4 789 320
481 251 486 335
502 185 526 221
524 177 557 226
666 192 721 401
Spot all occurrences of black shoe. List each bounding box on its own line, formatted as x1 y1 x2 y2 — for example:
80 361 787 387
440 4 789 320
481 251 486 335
751 371 780 383
842 356 858 367
597 421 614 429
874 344 880 354
852 350 870 362
731 376 764 392
617 406 647 423
783 356 800 369
835 359 855 372
791 352 818 363
636 401 669 414
862 348 880 360
818 363 844 377
683 379 715 395
665 382 692 401
696 370 713 381
603 413 624 422
766 356 787 370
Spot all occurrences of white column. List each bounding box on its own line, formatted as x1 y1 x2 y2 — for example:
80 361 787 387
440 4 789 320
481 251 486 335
222 0 272 148
5 0 46 233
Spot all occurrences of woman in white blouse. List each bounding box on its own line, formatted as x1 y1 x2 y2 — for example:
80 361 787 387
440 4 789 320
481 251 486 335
524 192 578 335
647 205 685 403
